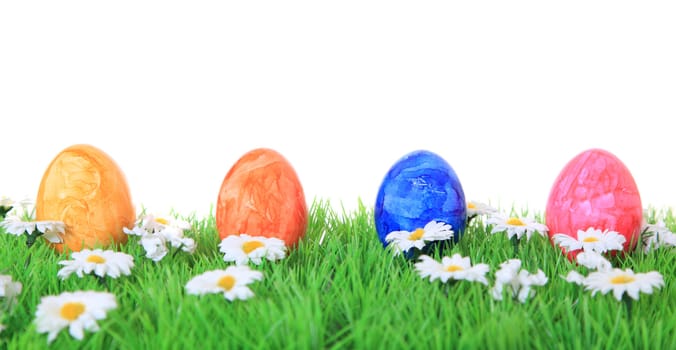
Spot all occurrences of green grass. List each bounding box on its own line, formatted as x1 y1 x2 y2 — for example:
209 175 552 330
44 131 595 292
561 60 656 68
1 200 675 349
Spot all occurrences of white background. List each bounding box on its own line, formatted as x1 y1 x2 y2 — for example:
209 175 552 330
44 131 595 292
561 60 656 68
1 1 675 217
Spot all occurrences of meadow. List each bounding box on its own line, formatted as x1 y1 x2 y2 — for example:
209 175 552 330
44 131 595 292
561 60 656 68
1 200 674 349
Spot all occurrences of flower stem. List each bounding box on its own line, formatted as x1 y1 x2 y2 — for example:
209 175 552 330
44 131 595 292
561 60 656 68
25 228 48 249
511 235 519 256
172 243 185 258
623 295 633 320
0 206 11 219
97 275 109 290
25 232 37 248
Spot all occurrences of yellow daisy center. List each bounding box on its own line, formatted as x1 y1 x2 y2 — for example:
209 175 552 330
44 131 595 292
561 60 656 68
468 203 476 209
86 255 106 264
218 275 236 291
610 275 636 285
582 236 600 243
408 228 425 241
60 302 86 321
445 265 464 272
506 217 525 226
242 240 265 254
155 217 169 225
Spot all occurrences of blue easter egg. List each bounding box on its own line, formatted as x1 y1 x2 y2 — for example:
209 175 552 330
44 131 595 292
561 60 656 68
374 150 467 250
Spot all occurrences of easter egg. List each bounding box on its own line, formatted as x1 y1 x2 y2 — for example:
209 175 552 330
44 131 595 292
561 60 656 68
374 150 467 248
36 144 135 252
216 148 308 247
545 148 642 255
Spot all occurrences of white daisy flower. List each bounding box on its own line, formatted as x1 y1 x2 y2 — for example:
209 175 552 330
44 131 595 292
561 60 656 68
186 266 264 301
3 197 33 218
642 220 676 252
34 290 117 343
137 214 191 234
491 259 548 303
0 274 22 300
584 268 664 301
140 234 169 262
576 251 612 271
415 254 489 285
486 214 548 241
57 249 134 279
0 197 13 222
179 237 197 254
563 270 586 285
0 215 66 243
219 234 287 265
466 201 498 218
552 227 625 254
125 213 196 259
123 226 147 236
384 221 454 256
0 196 13 211
158 226 196 252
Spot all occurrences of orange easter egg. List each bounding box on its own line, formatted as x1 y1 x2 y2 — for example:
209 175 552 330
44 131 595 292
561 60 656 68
216 148 308 247
36 144 135 252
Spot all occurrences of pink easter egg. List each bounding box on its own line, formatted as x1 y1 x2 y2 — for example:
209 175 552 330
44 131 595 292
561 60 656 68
545 148 642 258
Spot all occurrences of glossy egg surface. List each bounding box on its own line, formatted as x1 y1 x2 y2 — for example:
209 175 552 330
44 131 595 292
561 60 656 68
36 144 135 252
216 148 308 247
545 148 642 253
374 150 466 247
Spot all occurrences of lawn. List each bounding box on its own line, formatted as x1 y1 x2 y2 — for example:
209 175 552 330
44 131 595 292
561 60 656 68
1 200 675 349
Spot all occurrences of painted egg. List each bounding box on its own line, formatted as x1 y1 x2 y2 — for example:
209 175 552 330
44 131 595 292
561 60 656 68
545 148 642 255
216 148 308 247
374 150 467 250
36 144 135 253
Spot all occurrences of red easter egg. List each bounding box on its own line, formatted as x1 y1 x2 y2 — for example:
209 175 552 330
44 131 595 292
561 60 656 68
36 144 135 253
216 148 308 247
545 148 642 256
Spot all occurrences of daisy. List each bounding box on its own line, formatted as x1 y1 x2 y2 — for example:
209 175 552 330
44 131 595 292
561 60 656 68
563 270 586 285
177 236 197 254
34 290 117 343
552 227 625 254
0 196 12 208
486 214 548 241
0 215 65 244
3 197 33 219
0 274 22 300
159 226 197 252
57 249 134 279
584 268 664 301
491 259 548 303
122 226 146 236
466 201 498 218
124 212 196 260
415 254 489 285
186 266 264 301
576 251 612 271
0 196 13 218
219 234 287 265
139 235 169 262
641 220 676 252
135 213 192 234
384 220 454 256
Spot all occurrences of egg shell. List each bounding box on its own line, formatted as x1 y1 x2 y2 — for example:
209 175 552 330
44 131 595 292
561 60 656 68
216 148 308 247
36 144 135 253
545 148 642 255
374 150 467 249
